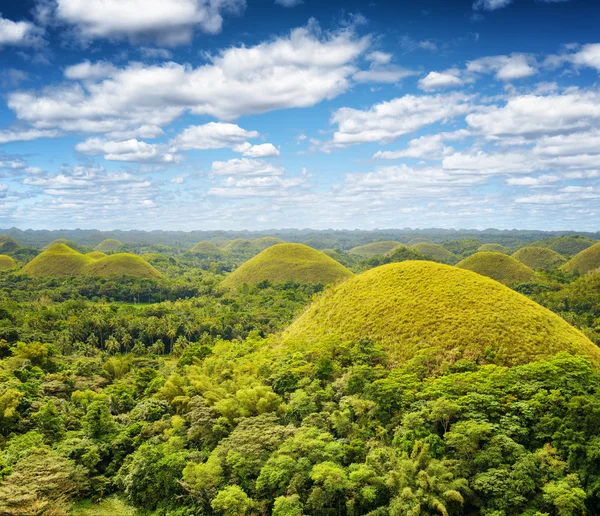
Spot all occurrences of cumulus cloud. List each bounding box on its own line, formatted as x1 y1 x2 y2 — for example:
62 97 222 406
49 0 246 45
75 138 178 163
0 15 44 47
64 60 118 80
0 128 60 145
467 54 537 81
172 122 258 150
274 0 303 7
208 175 305 197
233 142 280 157
418 69 463 91
211 158 284 177
545 43 600 72
374 130 469 160
473 0 513 10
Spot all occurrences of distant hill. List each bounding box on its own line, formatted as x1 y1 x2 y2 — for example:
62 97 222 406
86 251 107 260
46 239 83 252
222 239 257 254
253 237 284 250
188 241 226 257
411 242 457 264
222 243 352 288
95 239 123 253
348 241 402 257
530 235 596 257
478 243 509 254
281 261 600 367
0 235 20 253
457 252 535 285
563 243 600 275
512 246 566 271
0 255 17 270
83 254 162 279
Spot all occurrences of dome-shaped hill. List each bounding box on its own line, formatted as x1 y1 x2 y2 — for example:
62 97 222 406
478 243 509 254
95 238 122 253
407 237 431 245
209 236 230 247
82 254 162 279
411 243 457 264
253 236 284 250
531 235 596 257
563 243 600 275
0 235 20 253
0 255 17 270
221 243 352 288
188 241 225 257
512 246 566 271
222 239 257 254
46 238 82 252
348 241 401 257
281 262 600 367
457 252 535 285
86 251 107 259
21 244 93 278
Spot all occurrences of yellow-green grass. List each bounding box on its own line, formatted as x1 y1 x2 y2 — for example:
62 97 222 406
21 244 94 277
70 496 137 515
348 241 402 257
222 243 353 288
512 246 566 271
188 241 225 257
563 243 600 275
411 242 458 264
457 252 535 285
95 238 123 252
253 236 284 250
478 243 509 254
531 235 596 257
86 251 107 260
209 236 231 247
321 249 346 262
46 238 81 251
0 235 20 252
0 255 17 270
83 254 163 279
281 261 600 368
222 238 257 253
407 237 431 245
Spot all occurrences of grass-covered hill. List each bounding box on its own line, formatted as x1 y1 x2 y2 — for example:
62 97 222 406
83 253 163 279
222 243 353 288
457 252 535 285
411 242 458 264
281 261 600 367
86 251 108 259
222 238 257 253
253 236 284 250
95 238 123 252
0 234 20 253
513 246 566 271
188 241 226 257
46 238 82 252
563 243 600 275
0 255 17 270
348 241 402 257
478 243 509 254
531 235 596 257
21 244 161 279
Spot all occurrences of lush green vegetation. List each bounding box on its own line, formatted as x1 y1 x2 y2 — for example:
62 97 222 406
457 252 535 285
348 241 402 257
512 246 566 271
412 243 458 264
530 235 597 257
222 244 353 288
96 239 123 253
0 256 17 270
188 242 226 258
253 237 284 250
563 243 600 275
477 243 508 254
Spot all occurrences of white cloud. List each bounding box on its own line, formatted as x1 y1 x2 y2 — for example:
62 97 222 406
208 175 305 197
328 93 473 148
367 51 392 65
467 54 537 81
399 35 438 53
0 15 44 47
473 0 513 10
173 122 258 150
171 175 187 184
106 125 165 140
64 60 118 80
374 130 469 160
76 138 178 163
0 128 60 144
546 43 600 72
211 158 284 176
8 21 370 132
51 0 246 45
353 66 417 84
233 142 280 157
274 0 303 6
418 69 463 91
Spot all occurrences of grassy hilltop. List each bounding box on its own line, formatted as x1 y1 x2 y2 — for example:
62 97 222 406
348 241 402 257
530 235 596 257
513 246 566 271
411 242 458 264
478 243 509 254
457 252 535 284
563 242 600 275
282 261 600 367
188 241 226 257
222 243 352 288
0 255 17 270
95 238 123 253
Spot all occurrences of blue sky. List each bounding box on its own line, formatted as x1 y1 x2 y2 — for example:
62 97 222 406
1 0 599 231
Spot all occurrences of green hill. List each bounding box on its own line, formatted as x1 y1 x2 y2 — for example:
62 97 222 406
253 237 284 250
82 254 163 279
512 246 566 271
222 243 353 288
457 252 535 285
281 261 600 367
348 241 402 257
563 243 600 275
411 242 457 264
407 236 430 245
531 235 596 257
478 243 509 254
188 241 225 257
209 236 231 247
321 249 345 262
0 255 17 270
0 235 20 253
86 251 107 259
95 239 123 253
21 244 93 277
46 238 82 252
222 239 257 254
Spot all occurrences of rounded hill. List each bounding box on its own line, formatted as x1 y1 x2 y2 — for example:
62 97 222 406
222 239 256 254
46 239 82 252
221 243 353 288
0 255 17 270
21 244 93 278
478 243 509 254
86 251 107 259
457 252 535 285
281 261 600 367
188 241 225 257
563 243 600 275
253 237 284 250
82 254 162 279
411 243 457 264
512 246 566 271
531 235 596 257
0 235 20 253
348 241 401 257
95 239 122 252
